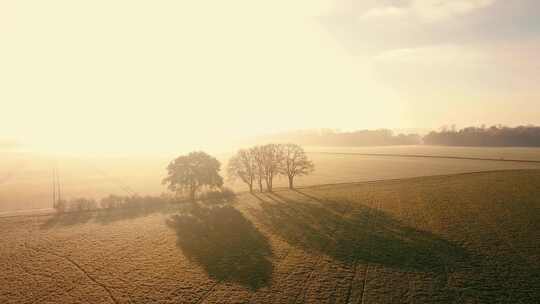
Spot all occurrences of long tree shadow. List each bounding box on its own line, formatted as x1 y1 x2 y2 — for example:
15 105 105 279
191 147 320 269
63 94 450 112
40 211 94 229
94 204 170 225
41 200 178 229
166 202 273 290
252 191 471 273
40 206 166 229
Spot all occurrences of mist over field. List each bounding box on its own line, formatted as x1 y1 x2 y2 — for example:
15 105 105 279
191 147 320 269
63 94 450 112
2 1 540 303
2 145 540 213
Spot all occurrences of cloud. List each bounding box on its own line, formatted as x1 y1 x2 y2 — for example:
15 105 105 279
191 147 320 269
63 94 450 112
371 41 540 99
412 0 495 22
373 45 485 66
372 44 490 86
368 42 540 127
360 6 407 20
360 0 495 22
322 0 540 55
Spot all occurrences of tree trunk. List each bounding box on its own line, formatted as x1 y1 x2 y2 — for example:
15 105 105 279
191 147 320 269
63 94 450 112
266 174 273 192
258 177 263 192
288 176 294 189
190 186 196 202
249 183 253 193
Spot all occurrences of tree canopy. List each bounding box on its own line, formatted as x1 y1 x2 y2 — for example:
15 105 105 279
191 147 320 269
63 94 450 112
423 125 540 147
282 143 314 189
227 149 257 193
163 151 223 201
228 143 315 192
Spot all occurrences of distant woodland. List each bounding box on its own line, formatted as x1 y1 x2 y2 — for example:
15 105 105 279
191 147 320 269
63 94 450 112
258 129 422 146
259 125 540 147
423 125 540 147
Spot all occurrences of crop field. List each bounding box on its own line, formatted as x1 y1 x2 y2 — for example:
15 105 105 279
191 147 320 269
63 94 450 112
306 145 540 162
2 146 540 213
1 170 539 303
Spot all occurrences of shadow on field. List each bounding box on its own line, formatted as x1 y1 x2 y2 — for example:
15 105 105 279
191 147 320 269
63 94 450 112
94 205 168 225
166 201 273 290
41 204 171 229
40 196 238 229
251 190 469 273
40 211 94 228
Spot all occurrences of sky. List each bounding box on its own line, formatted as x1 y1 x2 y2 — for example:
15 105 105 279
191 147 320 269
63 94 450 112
1 0 539 154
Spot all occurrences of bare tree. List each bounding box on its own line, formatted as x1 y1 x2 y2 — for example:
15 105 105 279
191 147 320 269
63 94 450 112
261 144 284 192
100 194 124 209
281 143 314 189
163 151 223 201
250 146 265 192
227 149 257 193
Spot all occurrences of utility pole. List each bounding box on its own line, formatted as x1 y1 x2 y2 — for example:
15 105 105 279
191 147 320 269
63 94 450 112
56 167 62 203
52 168 56 208
52 165 62 208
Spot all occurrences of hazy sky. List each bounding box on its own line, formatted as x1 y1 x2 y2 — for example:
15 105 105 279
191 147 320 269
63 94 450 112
1 0 539 154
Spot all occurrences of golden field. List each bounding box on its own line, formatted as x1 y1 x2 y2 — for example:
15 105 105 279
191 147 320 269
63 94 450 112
1 170 539 303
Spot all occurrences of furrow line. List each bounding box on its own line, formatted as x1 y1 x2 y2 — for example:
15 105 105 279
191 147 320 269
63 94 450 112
359 198 385 304
195 282 220 304
23 242 119 304
343 261 357 304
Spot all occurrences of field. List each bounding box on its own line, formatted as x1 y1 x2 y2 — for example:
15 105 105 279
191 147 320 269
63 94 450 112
306 145 540 161
1 170 539 303
2 146 540 213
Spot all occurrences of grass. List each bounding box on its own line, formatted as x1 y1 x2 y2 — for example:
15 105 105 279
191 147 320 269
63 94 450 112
1 170 539 303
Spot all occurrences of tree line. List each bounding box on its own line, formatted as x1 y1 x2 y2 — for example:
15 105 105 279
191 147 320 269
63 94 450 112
54 144 313 213
258 129 422 146
257 126 540 147
227 143 314 193
161 143 313 201
423 125 540 147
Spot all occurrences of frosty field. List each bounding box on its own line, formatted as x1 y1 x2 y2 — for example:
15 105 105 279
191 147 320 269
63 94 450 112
2 170 539 303
2 146 540 213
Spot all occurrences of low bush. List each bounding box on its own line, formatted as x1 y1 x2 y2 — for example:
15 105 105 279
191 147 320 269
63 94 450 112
100 194 124 209
198 187 236 202
53 188 237 214
69 198 98 212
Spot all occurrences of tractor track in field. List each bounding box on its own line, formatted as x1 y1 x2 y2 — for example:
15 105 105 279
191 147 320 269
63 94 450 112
342 198 384 304
413 198 463 303
247 247 293 304
269 196 328 304
192 218 295 304
343 260 358 304
359 263 371 304
474 205 537 303
195 282 220 304
258 192 334 304
49 253 120 304
292 253 327 304
278 191 383 304
22 242 121 304
4 170 539 304
361 198 386 304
